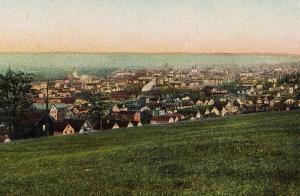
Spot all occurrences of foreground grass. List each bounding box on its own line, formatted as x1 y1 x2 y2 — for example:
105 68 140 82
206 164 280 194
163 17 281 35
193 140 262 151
0 111 299 195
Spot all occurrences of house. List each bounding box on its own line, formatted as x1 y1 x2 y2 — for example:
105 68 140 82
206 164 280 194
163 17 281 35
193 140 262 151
150 115 175 124
269 99 283 111
256 98 263 105
196 111 202 119
196 99 204 106
151 107 166 116
53 122 75 135
172 114 184 121
74 98 88 105
270 98 281 107
49 105 58 120
111 123 119 129
94 119 137 130
15 110 54 139
140 106 151 112
247 99 254 105
285 98 296 105
53 119 93 136
127 122 134 128
263 97 270 105
207 99 215 105
110 111 141 122
204 99 214 106
219 97 227 102
112 104 120 112
235 98 245 106
177 100 195 109
211 107 220 116
204 108 211 115
0 135 11 143
225 102 239 114
35 103 73 121
111 120 139 129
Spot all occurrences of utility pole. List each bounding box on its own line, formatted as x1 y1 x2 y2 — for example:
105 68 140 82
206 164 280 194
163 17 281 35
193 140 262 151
44 79 51 136
46 80 49 111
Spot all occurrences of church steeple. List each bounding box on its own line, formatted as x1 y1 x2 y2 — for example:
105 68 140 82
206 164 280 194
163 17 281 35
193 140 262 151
72 67 79 78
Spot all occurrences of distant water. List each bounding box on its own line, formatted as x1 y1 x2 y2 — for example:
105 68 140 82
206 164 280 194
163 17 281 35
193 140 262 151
0 53 299 77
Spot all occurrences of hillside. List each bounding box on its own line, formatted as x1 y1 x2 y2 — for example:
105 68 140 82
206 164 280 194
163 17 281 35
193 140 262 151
0 111 299 195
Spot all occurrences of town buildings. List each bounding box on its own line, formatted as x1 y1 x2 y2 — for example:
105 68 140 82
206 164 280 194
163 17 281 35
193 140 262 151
1 63 300 142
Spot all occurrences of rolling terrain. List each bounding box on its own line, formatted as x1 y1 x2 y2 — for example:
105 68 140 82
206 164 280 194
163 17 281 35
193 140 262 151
0 111 299 195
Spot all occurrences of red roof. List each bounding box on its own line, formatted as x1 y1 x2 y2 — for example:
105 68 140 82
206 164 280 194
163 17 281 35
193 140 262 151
151 115 173 122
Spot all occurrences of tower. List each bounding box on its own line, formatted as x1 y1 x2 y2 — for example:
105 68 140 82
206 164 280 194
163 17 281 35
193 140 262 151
72 67 79 78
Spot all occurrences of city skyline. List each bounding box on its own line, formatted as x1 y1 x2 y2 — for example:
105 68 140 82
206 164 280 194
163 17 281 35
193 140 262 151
0 0 300 55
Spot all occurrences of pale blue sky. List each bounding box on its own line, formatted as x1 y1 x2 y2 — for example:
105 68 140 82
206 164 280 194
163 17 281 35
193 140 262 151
0 0 299 54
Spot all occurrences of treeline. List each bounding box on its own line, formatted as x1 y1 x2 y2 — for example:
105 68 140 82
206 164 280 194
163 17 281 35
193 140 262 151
0 68 35 138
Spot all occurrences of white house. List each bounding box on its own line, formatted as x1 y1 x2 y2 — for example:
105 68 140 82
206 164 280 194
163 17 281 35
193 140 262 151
225 102 238 114
208 99 214 106
127 122 134 128
49 105 58 120
196 100 204 106
112 123 119 129
285 98 296 105
236 98 245 106
205 109 211 115
196 111 201 119
112 105 120 112
211 107 220 116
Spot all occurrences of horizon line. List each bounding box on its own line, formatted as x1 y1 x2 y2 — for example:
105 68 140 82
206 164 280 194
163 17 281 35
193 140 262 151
0 51 300 57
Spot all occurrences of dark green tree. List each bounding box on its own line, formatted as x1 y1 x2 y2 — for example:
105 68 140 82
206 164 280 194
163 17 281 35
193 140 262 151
140 111 152 125
87 92 110 131
0 68 35 136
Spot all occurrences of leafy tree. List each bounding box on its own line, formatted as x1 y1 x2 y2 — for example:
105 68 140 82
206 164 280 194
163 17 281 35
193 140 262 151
0 68 35 136
86 92 110 131
220 82 238 94
140 111 152 125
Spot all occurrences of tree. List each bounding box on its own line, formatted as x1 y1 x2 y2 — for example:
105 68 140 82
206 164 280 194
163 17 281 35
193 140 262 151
0 68 35 136
87 92 110 131
140 111 152 125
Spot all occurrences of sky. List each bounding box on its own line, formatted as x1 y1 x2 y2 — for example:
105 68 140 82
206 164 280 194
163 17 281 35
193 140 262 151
0 0 300 54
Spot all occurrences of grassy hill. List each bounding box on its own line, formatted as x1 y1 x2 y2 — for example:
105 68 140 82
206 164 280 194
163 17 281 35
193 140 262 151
0 111 299 195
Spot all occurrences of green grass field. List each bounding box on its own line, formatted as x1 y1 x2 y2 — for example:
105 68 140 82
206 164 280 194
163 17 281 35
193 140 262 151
0 111 299 195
